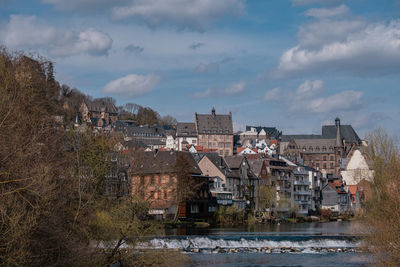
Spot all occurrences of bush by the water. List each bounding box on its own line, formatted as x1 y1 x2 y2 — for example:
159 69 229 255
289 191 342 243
213 206 244 226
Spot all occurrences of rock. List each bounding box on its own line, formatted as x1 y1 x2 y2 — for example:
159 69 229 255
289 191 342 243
328 248 335 253
218 249 227 253
265 249 271 254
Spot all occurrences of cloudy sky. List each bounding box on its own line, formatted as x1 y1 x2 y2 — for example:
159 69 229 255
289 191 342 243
1 0 400 137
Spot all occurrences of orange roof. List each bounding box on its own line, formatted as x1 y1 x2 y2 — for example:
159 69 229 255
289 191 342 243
237 147 246 153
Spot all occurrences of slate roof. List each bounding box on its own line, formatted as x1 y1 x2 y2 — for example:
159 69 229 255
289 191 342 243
322 125 361 144
85 100 118 114
130 151 201 175
245 126 281 139
195 109 233 135
176 122 197 137
282 120 361 145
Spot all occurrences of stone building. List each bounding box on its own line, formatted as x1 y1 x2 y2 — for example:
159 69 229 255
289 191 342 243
280 118 362 176
195 108 233 156
80 100 118 127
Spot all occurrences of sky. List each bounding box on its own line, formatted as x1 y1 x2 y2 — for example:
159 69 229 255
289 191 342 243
1 0 400 138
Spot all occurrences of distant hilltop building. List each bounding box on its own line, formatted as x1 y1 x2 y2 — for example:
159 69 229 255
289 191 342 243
195 108 233 156
80 99 118 127
280 118 362 177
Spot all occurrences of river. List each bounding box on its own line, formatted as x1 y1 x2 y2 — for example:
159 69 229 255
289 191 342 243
147 221 373 266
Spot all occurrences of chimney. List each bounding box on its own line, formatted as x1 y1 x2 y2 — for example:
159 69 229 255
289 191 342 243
211 107 216 116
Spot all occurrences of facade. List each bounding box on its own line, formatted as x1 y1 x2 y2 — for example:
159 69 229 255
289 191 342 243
224 155 258 210
341 148 374 185
293 167 312 216
176 122 198 151
281 118 362 176
195 108 233 156
321 180 350 215
130 151 210 220
265 157 294 214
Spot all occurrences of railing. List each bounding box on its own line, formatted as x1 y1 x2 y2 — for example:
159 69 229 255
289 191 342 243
294 180 311 186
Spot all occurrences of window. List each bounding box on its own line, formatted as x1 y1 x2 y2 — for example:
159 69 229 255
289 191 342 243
190 204 199 214
330 156 334 161
150 176 155 185
323 163 327 169
330 163 334 168
192 140 196 144
316 163 320 168
322 146 327 151
309 146 313 151
315 146 320 151
323 156 327 161
164 190 168 199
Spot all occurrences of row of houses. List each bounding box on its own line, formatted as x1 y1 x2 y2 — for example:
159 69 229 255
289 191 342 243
78 101 373 219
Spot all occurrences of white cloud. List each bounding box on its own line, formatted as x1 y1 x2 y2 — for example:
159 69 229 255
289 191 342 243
264 80 365 114
305 4 349 18
274 20 400 77
43 0 246 32
305 90 364 113
264 87 281 102
192 88 213 98
50 29 112 57
225 81 246 95
296 80 324 96
1 15 112 57
103 73 162 97
3 15 57 47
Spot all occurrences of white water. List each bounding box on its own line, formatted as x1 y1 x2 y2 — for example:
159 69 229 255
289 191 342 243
143 237 360 250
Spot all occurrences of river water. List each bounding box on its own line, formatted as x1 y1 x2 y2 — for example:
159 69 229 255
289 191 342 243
148 222 373 266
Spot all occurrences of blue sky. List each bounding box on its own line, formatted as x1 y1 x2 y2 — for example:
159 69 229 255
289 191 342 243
1 0 400 138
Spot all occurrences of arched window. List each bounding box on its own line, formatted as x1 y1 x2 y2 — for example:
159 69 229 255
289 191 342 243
315 146 320 151
309 146 313 151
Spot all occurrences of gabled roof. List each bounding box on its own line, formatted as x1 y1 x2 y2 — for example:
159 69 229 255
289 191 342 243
322 125 361 144
224 155 245 169
85 99 118 114
195 109 233 135
130 151 201 175
176 122 197 137
245 126 281 139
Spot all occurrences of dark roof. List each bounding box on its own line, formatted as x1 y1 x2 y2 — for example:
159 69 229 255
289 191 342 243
224 155 244 169
130 151 201 175
322 125 361 144
195 110 233 135
176 122 197 137
282 119 361 145
246 126 281 139
114 122 166 137
85 100 118 114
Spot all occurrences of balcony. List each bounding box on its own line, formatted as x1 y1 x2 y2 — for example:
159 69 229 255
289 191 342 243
294 180 311 186
275 176 289 181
